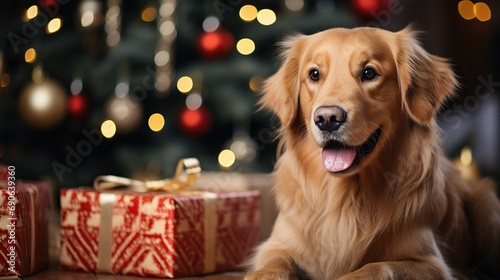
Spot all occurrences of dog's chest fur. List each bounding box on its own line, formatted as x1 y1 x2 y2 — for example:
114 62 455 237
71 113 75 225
273 154 384 279
273 146 448 279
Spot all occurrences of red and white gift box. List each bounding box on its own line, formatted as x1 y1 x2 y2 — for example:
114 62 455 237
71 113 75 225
59 187 260 277
0 166 51 277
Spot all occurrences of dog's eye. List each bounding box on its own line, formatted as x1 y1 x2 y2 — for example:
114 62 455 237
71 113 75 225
361 67 378 81
309 69 320 82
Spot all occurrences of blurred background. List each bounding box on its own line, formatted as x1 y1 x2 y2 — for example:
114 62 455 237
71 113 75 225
0 0 498 190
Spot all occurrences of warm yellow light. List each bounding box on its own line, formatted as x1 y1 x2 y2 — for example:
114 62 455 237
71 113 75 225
473 2 491 22
25 48 37 63
460 147 473 166
218 149 236 168
257 9 276 26
47 18 62 34
177 76 193 93
239 5 258 22
141 6 157 22
26 5 38 20
0 73 10 88
101 120 117 138
249 76 262 92
236 38 255 55
458 0 475 20
148 113 165 132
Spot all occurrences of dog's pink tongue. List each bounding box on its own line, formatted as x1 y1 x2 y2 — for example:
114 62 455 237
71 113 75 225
322 148 356 172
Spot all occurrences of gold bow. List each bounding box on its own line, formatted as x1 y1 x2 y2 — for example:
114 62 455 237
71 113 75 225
93 158 201 193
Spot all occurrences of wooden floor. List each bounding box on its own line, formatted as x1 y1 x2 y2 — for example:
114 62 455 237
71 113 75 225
23 264 245 280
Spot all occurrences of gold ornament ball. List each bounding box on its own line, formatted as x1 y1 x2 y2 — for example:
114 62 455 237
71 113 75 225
19 78 67 129
106 95 142 133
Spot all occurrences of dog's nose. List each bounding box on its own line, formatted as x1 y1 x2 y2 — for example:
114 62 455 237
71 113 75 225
314 106 347 132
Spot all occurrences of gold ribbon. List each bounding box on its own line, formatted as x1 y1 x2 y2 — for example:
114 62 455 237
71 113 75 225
93 158 217 275
93 158 201 193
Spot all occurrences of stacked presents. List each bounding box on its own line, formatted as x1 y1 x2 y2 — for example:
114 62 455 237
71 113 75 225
1 158 263 278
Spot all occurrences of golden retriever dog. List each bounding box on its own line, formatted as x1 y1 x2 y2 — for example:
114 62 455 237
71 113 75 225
245 27 500 279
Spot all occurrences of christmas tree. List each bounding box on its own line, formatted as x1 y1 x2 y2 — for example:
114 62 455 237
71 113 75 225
0 0 498 189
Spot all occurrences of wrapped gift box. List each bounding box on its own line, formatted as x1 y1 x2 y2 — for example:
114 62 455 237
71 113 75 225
59 188 260 278
0 168 51 277
0 165 8 181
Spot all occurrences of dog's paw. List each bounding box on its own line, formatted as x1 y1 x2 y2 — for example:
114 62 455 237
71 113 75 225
244 270 299 280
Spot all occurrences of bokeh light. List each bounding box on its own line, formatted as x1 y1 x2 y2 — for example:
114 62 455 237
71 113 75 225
141 6 157 22
240 5 258 22
218 149 236 168
81 11 95 27
202 16 220 32
177 76 193 93
114 82 129 98
106 31 120 46
148 113 165 132
0 73 10 88
460 147 473 166
458 0 475 20
101 120 117 138
354 0 382 14
46 18 62 34
26 5 38 20
70 79 83 94
473 2 491 22
154 50 170 67
25 48 37 63
79 0 102 28
182 110 200 128
159 2 175 17
285 0 304 11
236 38 255 55
186 93 202 110
159 20 175 36
257 9 276 26
249 76 263 92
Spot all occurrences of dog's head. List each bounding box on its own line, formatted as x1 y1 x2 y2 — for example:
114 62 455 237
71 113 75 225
261 27 457 176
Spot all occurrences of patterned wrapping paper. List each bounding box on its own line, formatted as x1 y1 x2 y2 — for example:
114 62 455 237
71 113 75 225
0 166 7 181
59 188 260 278
0 180 51 277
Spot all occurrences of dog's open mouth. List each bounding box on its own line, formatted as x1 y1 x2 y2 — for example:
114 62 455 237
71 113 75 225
322 127 382 173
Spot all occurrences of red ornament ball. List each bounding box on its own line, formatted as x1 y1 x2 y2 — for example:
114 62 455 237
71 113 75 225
179 106 212 136
197 29 234 60
40 0 58 6
68 94 89 120
352 0 388 17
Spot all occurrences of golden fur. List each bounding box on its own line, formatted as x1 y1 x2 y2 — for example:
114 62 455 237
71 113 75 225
246 27 500 279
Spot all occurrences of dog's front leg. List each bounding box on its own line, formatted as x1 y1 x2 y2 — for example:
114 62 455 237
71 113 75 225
246 214 305 280
338 257 453 280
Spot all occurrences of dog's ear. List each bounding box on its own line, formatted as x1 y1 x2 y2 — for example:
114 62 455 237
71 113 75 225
394 27 457 126
259 35 305 129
